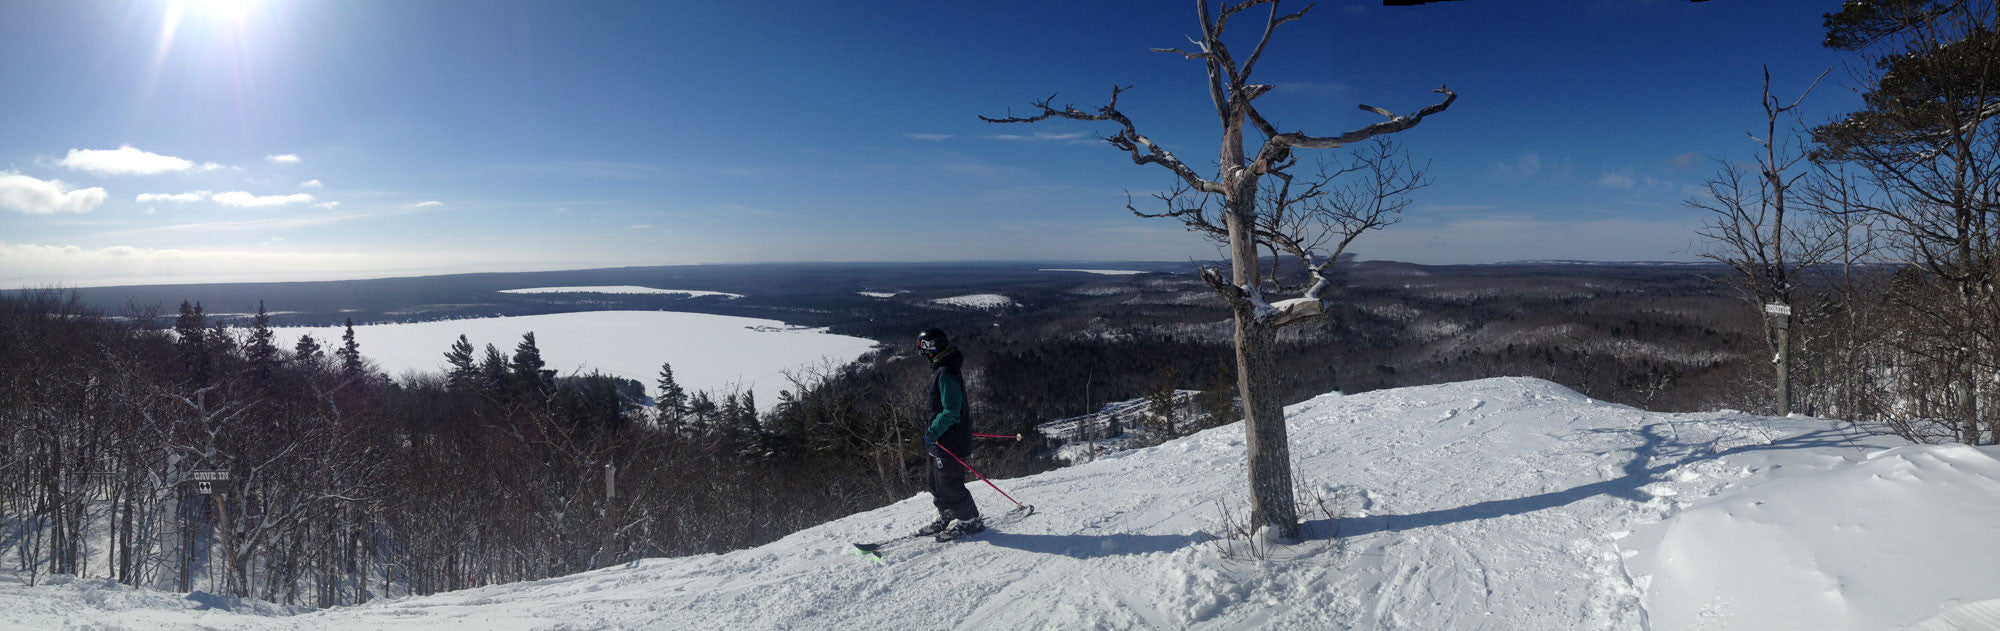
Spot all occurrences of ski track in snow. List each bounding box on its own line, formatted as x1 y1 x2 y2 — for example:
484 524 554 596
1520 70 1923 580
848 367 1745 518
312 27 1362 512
13 377 2000 630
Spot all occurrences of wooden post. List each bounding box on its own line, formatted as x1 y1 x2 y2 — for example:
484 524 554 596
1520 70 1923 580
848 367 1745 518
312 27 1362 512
1767 303 1793 416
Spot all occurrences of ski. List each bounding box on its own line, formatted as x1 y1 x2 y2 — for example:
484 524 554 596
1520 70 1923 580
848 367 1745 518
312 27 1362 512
847 504 1034 561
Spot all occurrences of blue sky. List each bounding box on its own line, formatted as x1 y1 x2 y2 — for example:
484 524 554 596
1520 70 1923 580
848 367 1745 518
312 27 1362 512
1 0 1859 287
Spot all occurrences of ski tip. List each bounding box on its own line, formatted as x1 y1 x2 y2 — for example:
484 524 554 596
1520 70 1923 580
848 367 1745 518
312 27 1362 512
847 544 885 562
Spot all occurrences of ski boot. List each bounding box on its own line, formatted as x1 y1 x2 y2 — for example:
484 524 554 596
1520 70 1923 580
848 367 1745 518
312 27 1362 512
915 515 953 537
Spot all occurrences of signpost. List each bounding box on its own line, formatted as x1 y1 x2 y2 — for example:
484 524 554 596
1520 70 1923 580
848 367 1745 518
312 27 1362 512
1764 303 1793 329
189 470 229 495
183 470 236 594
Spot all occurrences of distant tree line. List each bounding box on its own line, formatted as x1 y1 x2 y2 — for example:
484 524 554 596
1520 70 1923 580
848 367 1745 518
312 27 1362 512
0 289 1036 604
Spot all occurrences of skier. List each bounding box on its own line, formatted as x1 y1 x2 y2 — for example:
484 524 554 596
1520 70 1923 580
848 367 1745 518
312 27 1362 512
914 327 981 539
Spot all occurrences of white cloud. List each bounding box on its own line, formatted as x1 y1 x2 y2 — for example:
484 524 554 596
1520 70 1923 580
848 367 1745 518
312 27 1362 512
59 146 196 175
1669 152 1700 172
0 172 108 214
135 191 211 203
265 154 301 164
412 200 443 208
1488 152 1550 179
1598 169 1637 189
1361 214 1706 264
212 191 317 207
199 162 225 172
300 179 323 188
314 201 341 209
988 131 1087 142
1413 203 1497 213
0 241 415 287
626 224 653 231
905 132 953 141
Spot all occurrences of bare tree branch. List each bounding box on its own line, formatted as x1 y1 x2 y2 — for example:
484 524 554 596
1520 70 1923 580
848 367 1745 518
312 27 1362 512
1252 85 1457 175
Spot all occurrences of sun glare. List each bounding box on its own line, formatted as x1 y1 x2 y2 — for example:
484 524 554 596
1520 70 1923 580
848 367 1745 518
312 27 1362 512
184 0 257 22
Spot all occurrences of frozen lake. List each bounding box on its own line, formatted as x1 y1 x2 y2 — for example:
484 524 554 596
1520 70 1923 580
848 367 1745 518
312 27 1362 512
272 311 877 407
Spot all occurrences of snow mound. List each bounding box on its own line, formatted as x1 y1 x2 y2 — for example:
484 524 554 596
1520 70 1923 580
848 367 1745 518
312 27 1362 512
1625 442 2000 631
11 377 1999 630
930 294 1014 309
499 286 744 298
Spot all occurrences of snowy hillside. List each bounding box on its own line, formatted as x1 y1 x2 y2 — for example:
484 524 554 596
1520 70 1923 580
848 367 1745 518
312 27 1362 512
7 377 2000 630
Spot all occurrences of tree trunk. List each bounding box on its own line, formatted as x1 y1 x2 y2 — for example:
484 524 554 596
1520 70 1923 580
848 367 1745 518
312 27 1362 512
1773 322 1792 416
1227 188 1300 540
1233 311 1298 539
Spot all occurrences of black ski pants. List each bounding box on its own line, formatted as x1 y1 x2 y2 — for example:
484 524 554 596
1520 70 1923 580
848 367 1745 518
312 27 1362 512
928 446 979 521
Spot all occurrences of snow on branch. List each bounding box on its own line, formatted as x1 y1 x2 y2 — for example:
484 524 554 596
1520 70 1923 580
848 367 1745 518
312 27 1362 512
1253 85 1457 173
982 86 1226 194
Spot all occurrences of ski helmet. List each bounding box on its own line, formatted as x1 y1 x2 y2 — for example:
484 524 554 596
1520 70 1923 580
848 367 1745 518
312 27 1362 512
918 328 950 358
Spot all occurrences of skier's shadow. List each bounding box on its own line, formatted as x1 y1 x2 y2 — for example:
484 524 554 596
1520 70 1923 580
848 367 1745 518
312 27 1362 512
980 531 1216 559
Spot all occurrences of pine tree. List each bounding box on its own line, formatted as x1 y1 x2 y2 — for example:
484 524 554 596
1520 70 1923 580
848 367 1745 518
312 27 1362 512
687 391 717 433
336 318 365 380
173 300 210 387
479 343 511 393
740 390 758 434
293 333 325 369
246 301 278 386
510 332 552 394
1145 367 1182 440
208 321 237 363
654 362 687 428
444 335 479 392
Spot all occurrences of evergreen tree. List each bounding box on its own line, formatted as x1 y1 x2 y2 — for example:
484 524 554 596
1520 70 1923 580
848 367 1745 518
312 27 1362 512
510 332 553 394
740 390 759 434
245 301 278 386
336 318 365 380
478 343 511 393
173 300 210 387
687 391 717 433
208 321 237 364
444 334 479 391
1144 367 1181 440
293 333 325 369
654 362 688 428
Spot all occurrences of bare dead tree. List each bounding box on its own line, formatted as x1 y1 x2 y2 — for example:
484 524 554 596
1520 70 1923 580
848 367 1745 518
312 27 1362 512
984 0 1454 539
1688 67 1838 416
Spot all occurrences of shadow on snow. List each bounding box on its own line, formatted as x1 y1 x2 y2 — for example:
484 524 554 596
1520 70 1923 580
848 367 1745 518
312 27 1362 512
981 531 1218 559
1309 424 1871 540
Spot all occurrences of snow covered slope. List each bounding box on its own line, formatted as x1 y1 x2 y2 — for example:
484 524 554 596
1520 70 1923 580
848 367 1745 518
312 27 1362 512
7 377 1999 630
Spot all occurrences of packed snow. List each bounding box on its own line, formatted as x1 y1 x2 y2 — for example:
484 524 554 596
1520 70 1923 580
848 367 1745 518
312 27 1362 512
499 286 744 299
930 294 1015 309
7 377 2000 630
1039 268 1148 275
269 311 873 405
857 291 904 298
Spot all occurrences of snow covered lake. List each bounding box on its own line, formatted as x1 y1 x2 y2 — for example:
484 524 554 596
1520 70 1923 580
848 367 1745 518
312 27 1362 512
8 377 1997 629
498 286 745 299
271 311 875 405
1038 268 1147 276
930 294 1014 309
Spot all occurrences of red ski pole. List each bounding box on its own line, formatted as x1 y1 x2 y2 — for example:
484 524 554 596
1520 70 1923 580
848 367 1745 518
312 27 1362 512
971 433 1023 441
931 442 1028 511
